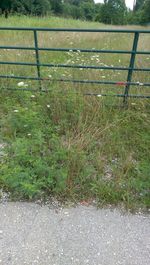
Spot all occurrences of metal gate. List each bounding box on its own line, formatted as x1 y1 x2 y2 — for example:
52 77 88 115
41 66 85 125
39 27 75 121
0 27 150 102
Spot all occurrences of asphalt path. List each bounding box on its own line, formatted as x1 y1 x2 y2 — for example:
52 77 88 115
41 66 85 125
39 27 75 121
0 202 149 265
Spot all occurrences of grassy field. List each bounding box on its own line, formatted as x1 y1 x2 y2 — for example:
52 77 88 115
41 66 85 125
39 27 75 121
0 16 150 210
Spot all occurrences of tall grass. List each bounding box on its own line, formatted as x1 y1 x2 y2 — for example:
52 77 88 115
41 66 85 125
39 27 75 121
0 16 150 210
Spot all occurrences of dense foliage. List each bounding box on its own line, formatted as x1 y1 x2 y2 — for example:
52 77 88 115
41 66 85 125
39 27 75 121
99 0 127 25
0 1 149 27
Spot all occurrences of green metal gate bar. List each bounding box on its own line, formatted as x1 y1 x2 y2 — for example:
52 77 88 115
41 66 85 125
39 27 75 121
0 27 150 100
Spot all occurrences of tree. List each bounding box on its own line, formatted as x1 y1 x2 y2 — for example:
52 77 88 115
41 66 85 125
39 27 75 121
80 1 95 20
140 0 150 24
66 0 94 6
50 0 62 14
0 0 12 18
11 0 26 14
0 0 12 10
133 0 145 11
62 2 83 19
100 1 111 24
32 0 51 16
62 2 73 17
100 0 127 25
130 0 150 25
8 0 51 16
63 0 95 20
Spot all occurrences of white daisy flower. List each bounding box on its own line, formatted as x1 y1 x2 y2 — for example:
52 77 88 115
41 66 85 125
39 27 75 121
18 82 25 87
17 82 28 87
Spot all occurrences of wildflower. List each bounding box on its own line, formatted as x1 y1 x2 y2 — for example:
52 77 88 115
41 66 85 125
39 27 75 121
17 82 28 87
18 82 25 87
14 109 19 113
102 76 106 78
31 95 35 98
47 105 50 108
118 59 121 63
116 82 125 86
136 81 144 86
48 75 52 78
131 103 136 106
27 133 31 136
97 94 102 97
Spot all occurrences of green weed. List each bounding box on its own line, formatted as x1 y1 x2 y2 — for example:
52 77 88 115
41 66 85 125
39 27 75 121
0 16 150 210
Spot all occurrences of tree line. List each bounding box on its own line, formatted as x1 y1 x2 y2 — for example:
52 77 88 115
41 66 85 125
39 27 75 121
0 0 149 25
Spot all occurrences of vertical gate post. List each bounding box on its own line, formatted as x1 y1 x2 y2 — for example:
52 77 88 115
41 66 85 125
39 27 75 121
33 30 42 90
124 32 139 104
